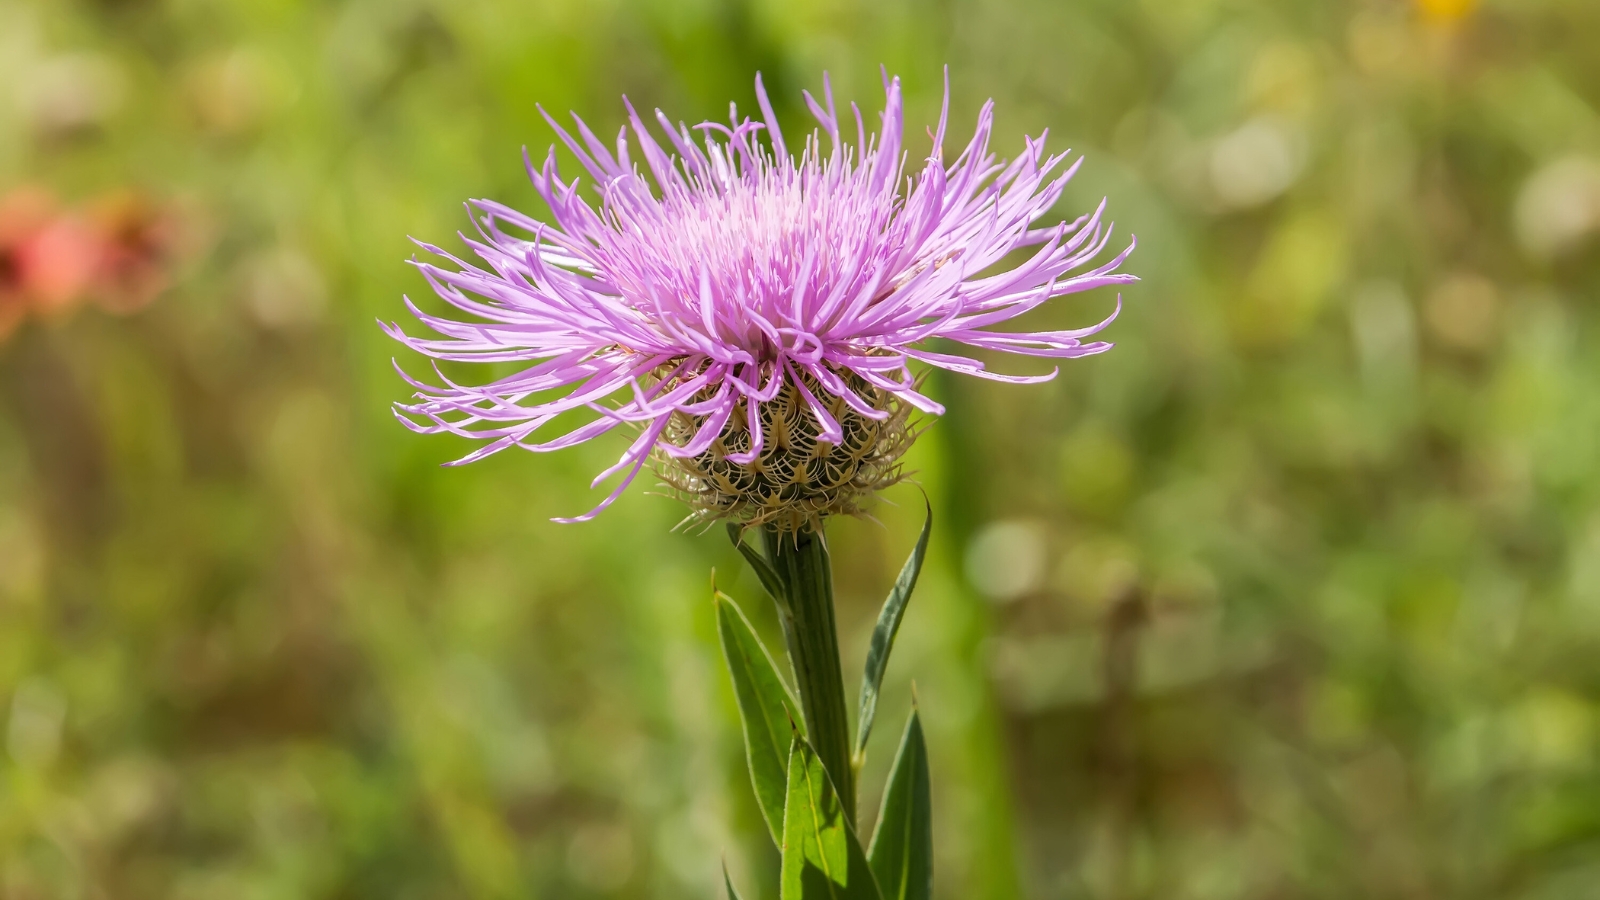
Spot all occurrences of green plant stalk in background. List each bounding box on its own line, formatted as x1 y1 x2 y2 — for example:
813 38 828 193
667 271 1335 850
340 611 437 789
721 509 932 899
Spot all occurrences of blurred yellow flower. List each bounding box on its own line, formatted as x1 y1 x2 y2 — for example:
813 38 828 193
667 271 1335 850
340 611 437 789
1416 0 1476 22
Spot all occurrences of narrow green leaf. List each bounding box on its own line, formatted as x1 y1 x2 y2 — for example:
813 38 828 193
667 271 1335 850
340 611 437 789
781 736 882 900
717 591 805 847
855 500 931 764
867 708 931 900
729 524 790 612
724 861 745 900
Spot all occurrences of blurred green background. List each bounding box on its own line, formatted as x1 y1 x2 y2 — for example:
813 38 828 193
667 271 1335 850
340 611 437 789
4 0 1600 897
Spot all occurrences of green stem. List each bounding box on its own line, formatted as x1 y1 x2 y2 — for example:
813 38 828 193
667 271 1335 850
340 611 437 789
764 522 855 822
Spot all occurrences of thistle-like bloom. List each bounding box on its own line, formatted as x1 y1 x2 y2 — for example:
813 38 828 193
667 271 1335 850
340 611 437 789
387 71 1136 529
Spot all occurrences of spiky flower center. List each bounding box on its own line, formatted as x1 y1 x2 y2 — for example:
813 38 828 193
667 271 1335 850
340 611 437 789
654 367 914 533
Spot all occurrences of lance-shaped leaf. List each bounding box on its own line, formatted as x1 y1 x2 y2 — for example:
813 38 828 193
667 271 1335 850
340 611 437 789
780 735 882 900
724 861 746 900
717 591 805 846
867 707 931 900
855 500 931 766
729 523 790 612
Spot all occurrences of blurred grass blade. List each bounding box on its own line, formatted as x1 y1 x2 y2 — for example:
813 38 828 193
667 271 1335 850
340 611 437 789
729 523 790 611
717 591 805 846
725 861 745 900
781 735 882 900
867 708 931 900
854 500 931 764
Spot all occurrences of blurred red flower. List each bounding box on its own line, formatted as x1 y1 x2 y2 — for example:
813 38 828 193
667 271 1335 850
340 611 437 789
87 190 182 314
0 186 186 342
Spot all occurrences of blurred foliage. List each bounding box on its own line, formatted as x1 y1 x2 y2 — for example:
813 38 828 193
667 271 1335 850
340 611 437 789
3 0 1600 898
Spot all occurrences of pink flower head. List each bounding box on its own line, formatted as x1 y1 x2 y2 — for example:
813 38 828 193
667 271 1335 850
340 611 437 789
386 70 1136 524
